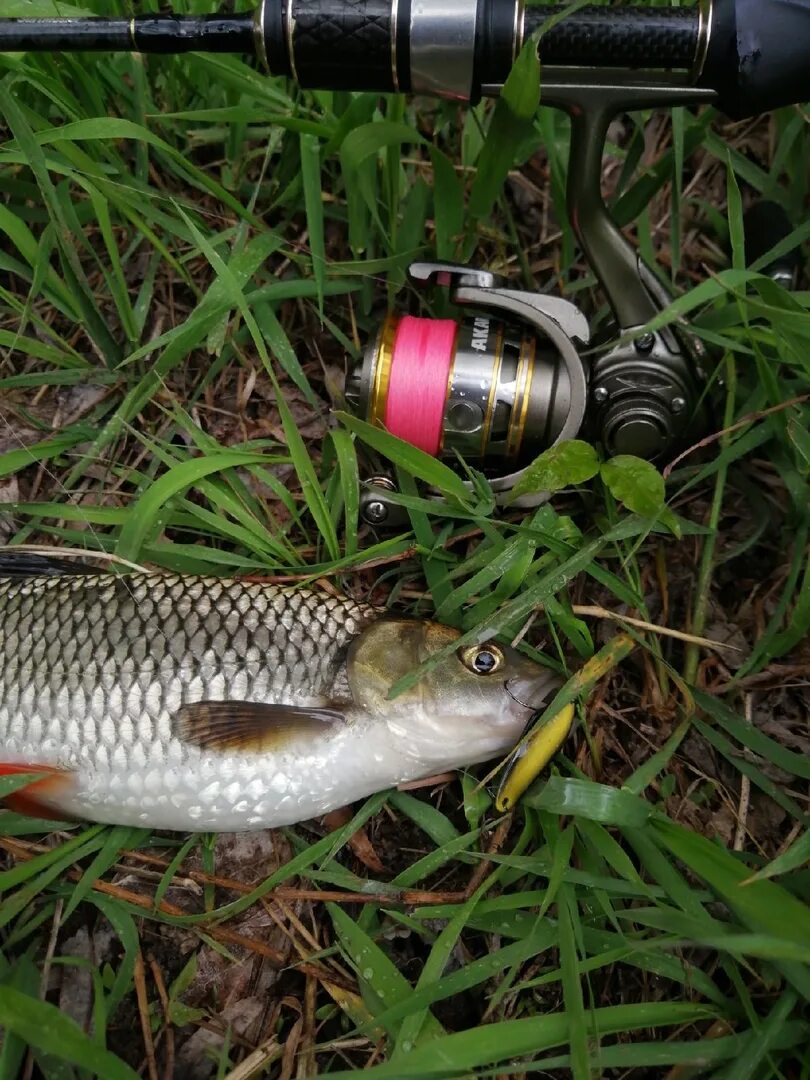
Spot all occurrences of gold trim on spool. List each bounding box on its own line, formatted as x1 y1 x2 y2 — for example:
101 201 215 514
437 323 461 456
481 324 505 457
368 314 399 428
505 334 536 461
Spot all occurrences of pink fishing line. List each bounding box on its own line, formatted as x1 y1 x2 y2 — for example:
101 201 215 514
385 316 457 455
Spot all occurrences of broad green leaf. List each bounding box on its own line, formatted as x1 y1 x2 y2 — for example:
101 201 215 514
115 452 274 562
600 455 680 534
325 1003 712 1078
525 777 652 828
651 818 810 948
329 903 444 1046
600 456 665 517
2 1 92 16
508 440 600 501
745 830 810 884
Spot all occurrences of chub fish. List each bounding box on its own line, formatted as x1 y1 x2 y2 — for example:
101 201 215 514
0 554 558 831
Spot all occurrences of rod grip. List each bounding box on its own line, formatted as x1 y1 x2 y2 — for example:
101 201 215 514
260 0 515 98
524 5 700 69
261 1 703 99
289 0 398 91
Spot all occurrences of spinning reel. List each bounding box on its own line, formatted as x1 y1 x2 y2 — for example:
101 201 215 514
346 70 721 520
1 0 808 521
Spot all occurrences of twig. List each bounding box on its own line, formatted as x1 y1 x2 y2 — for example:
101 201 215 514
733 694 754 852
134 952 159 1080
280 1017 304 1080
570 605 741 652
734 775 751 853
663 392 810 479
0 837 469 909
2 544 148 573
148 957 175 1080
222 1037 283 1080
297 975 318 1079
397 772 456 791
464 814 513 899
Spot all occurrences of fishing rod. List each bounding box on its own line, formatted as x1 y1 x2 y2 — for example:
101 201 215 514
1 0 809 117
0 0 807 518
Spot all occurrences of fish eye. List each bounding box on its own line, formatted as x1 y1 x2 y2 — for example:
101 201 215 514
459 644 505 676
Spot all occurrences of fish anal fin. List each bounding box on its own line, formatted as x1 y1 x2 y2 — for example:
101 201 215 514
0 763 78 821
174 701 345 753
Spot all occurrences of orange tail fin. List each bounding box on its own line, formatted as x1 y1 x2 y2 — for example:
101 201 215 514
0 763 76 821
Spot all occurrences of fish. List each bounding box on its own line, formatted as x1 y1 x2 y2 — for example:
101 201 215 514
0 553 559 832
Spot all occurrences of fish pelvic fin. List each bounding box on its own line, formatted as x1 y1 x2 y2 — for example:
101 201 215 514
0 763 78 821
173 701 346 753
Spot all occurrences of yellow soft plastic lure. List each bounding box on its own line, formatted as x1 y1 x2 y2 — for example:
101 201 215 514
495 703 576 811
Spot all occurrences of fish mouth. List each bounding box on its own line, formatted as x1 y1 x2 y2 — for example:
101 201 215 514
505 676 555 714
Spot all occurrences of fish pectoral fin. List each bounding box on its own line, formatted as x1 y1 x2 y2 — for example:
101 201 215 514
174 701 346 753
0 550 101 577
0 763 78 821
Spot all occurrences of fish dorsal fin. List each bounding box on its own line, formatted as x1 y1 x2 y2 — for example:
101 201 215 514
174 701 345 753
0 551 101 577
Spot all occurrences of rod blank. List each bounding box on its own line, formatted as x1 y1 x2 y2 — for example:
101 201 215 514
0 14 254 55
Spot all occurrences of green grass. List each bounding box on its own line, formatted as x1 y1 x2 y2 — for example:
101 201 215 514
1 0 809 1076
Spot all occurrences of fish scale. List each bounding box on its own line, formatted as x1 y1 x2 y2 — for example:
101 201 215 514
0 572 380 828
1 572 373 688
0 565 557 831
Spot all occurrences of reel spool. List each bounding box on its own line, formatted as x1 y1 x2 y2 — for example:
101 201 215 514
347 312 570 469
345 263 591 516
